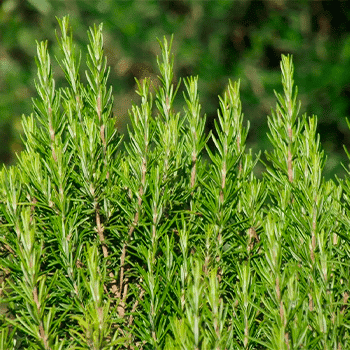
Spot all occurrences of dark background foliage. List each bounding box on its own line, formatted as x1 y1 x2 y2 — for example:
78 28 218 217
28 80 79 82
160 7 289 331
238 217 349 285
1 0 350 179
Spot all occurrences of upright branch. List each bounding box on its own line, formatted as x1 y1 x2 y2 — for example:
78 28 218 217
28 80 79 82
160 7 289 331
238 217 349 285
156 35 178 123
265 55 302 196
119 77 153 321
10 208 58 349
155 35 182 184
183 76 209 197
33 41 60 164
203 80 246 273
85 22 114 256
280 55 298 183
56 16 83 122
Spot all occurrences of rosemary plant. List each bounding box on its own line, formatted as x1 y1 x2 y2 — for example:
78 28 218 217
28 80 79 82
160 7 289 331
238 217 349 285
1 16 350 350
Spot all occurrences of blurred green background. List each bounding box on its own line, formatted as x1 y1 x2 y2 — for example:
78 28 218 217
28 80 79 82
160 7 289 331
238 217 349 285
1 0 350 180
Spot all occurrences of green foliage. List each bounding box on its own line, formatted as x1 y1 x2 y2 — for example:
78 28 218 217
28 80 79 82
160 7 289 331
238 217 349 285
2 1 350 181
1 16 350 349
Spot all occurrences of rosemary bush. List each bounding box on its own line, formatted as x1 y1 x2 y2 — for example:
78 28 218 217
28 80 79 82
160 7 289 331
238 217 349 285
1 17 350 349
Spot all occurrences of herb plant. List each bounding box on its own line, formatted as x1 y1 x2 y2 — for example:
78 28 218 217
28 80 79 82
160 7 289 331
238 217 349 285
0 16 350 349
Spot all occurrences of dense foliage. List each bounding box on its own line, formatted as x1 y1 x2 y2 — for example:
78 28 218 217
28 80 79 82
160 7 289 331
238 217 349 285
1 17 350 349
1 1 350 180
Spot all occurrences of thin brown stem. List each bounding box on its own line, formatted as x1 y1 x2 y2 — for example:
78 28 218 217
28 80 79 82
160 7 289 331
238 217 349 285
95 206 108 259
128 286 144 327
